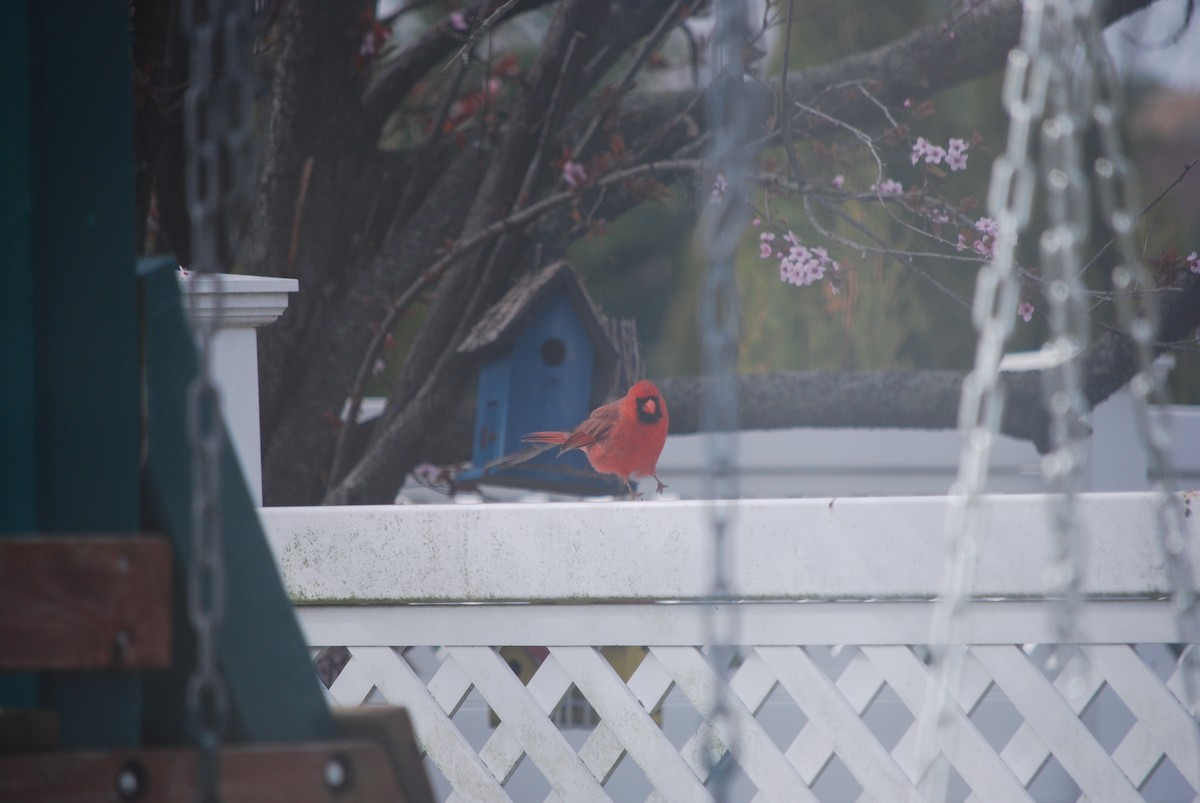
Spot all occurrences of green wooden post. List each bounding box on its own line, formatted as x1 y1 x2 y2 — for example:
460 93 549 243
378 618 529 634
140 260 338 744
0 0 39 711
0 0 143 746
2 0 336 751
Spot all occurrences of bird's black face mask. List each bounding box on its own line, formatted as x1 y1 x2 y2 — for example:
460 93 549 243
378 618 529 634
636 395 663 425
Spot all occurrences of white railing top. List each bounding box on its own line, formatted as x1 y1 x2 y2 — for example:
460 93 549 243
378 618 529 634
261 492 1198 604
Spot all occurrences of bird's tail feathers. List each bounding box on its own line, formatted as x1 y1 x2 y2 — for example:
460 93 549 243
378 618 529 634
523 431 569 445
524 431 584 455
482 442 556 473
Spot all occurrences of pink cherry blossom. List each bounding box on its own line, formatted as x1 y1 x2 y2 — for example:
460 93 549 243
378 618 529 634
1187 251 1199 273
974 217 998 237
449 11 469 32
969 217 999 259
912 137 948 166
778 238 839 287
758 231 776 260
1017 301 1034 323
562 161 587 187
911 137 929 166
946 138 969 171
871 179 904 197
832 174 845 189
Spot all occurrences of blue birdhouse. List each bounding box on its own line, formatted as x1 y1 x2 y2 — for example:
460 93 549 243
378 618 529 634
455 261 628 496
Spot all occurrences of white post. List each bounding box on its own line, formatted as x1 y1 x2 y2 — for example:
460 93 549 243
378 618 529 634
180 273 298 506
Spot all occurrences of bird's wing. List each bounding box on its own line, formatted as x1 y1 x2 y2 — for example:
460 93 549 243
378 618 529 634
559 401 619 452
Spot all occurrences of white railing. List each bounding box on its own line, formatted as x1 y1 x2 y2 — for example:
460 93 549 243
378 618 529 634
262 494 1200 802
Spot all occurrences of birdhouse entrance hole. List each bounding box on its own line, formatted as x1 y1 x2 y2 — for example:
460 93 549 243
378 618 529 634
540 337 566 366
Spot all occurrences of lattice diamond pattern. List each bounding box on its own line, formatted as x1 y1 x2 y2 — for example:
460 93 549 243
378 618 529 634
317 643 1200 802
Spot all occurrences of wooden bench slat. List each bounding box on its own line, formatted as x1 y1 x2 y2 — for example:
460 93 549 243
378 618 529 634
0 536 171 670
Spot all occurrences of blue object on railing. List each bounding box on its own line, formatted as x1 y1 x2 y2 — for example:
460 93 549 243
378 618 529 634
456 262 625 496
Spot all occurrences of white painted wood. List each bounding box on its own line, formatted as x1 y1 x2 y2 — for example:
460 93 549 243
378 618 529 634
1085 644 1200 789
476 654 574 786
651 646 819 803
179 272 300 326
771 649 884 790
261 493 1200 602
328 654 375 707
972 645 1144 803
756 646 917 803
274 493 1200 802
350 646 511 803
888 648 996 785
425 652 475 718
449 646 611 803
179 272 297 505
676 649 778 787
859 645 1032 802
567 649 679 799
1106 650 1197 795
982 650 1103 795
294 600 1189 647
551 647 712 801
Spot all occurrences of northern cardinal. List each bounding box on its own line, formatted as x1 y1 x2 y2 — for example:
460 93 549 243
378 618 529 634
524 379 669 500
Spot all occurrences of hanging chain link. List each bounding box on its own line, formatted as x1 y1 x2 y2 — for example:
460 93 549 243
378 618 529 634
701 0 755 797
918 2 1048 799
181 1 254 801
182 0 255 276
1036 0 1093 684
921 1 1200 799
186 349 227 803
1082 1 1200 718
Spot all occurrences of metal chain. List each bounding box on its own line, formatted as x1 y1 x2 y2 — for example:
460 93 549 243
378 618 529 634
1036 0 1093 686
186 332 227 803
917 2 1047 798
701 0 754 797
920 2 1199 799
182 0 255 276
1082 0 1200 718
181 1 254 800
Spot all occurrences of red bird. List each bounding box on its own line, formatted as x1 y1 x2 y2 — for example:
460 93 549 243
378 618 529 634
524 379 669 500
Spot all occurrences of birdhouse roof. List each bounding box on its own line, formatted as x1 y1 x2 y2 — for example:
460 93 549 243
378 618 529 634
457 261 620 363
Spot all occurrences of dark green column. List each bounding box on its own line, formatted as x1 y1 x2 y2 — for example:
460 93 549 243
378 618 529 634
0 0 142 747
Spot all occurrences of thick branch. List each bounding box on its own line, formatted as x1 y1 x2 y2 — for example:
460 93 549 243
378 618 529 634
617 0 1159 150
658 273 1200 452
785 0 1155 129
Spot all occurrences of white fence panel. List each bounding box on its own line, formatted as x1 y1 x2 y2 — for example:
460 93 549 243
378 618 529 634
261 494 1200 802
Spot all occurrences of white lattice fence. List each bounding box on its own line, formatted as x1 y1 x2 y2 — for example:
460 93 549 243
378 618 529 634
263 494 1200 802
